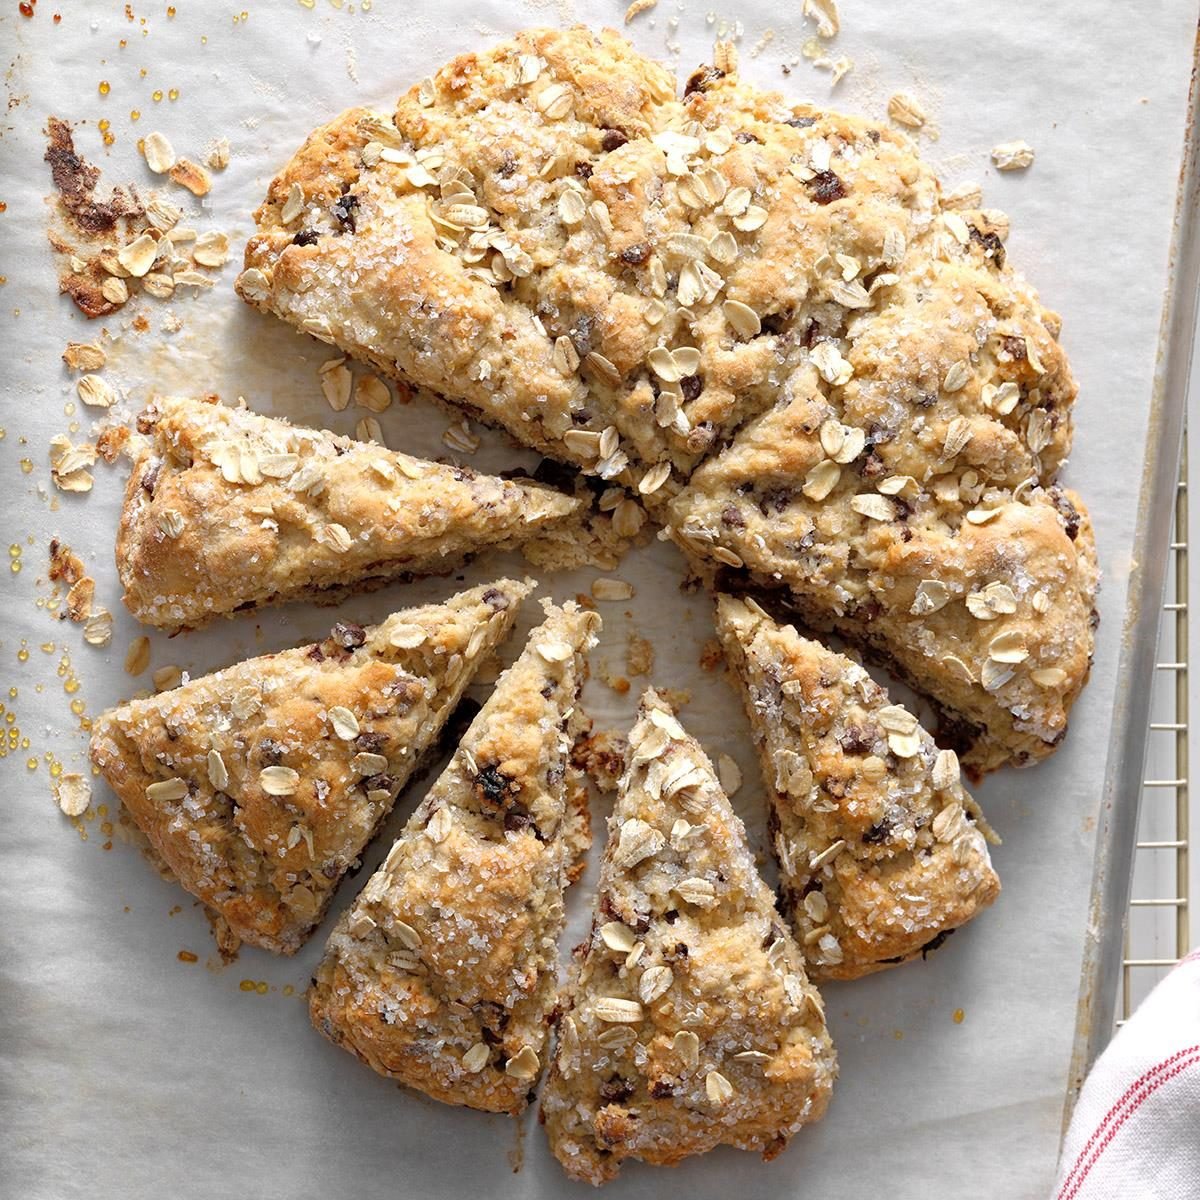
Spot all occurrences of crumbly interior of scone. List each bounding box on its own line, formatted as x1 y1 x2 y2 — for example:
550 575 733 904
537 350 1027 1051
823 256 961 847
309 604 600 1113
715 596 999 981
117 396 576 630
89 581 528 953
542 690 835 1185
236 27 1097 773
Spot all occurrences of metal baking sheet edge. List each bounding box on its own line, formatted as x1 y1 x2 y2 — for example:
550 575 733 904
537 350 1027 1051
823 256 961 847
1063 14 1200 1130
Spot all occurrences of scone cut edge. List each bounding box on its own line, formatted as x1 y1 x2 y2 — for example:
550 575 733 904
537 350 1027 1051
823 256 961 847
89 578 532 954
309 599 601 1113
117 395 580 630
715 594 1001 980
541 689 836 1185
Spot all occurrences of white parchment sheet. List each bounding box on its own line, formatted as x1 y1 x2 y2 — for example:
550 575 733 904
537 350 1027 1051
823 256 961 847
0 2 1195 1197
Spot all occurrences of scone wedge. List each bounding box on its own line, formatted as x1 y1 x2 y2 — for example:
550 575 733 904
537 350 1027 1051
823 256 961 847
118 396 580 630
715 596 1000 981
542 689 835 1185
237 27 939 493
309 600 600 1113
667 213 1098 774
89 579 530 954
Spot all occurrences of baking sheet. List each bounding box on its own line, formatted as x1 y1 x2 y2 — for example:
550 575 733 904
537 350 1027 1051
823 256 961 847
0 2 1194 1197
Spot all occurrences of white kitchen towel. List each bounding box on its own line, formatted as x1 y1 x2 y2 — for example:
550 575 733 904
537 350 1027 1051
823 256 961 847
1054 949 1200 1199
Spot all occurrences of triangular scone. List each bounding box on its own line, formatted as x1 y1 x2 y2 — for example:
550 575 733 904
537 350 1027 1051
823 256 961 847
89 579 531 954
715 596 1001 981
237 28 938 493
117 396 580 630
666 215 1097 774
309 601 601 1113
542 689 836 1186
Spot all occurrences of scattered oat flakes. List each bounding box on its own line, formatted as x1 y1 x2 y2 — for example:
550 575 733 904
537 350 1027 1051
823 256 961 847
100 277 130 306
442 420 479 454
712 39 738 75
354 374 392 413
624 0 656 21
83 608 114 646
125 635 151 676
62 342 106 372
118 233 159 278
991 140 1035 171
887 92 927 129
355 416 384 445
173 269 213 289
320 359 353 411
152 664 184 691
205 136 231 171
146 192 183 232
192 230 230 268
55 773 91 817
717 753 742 795
169 158 212 196
142 131 177 175
591 577 634 602
49 435 98 492
77 374 116 409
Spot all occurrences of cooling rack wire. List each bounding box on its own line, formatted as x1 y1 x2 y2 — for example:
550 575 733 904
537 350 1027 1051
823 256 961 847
1119 425 1193 1026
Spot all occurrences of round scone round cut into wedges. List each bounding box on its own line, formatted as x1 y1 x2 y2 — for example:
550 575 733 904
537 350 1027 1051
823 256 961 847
309 601 600 1114
237 26 1096 773
715 595 1000 980
541 690 836 1185
89 580 532 955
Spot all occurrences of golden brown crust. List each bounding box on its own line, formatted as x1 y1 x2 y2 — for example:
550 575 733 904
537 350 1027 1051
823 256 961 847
664 201 1095 775
236 27 1097 772
541 690 835 1185
237 27 939 494
116 396 579 631
309 602 600 1113
715 596 1000 980
673 446 1097 772
89 580 531 954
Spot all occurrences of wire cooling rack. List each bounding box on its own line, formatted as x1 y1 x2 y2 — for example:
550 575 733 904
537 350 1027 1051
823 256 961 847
1120 426 1193 1024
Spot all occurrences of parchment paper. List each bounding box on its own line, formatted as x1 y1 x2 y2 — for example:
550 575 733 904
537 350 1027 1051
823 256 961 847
0 2 1195 1197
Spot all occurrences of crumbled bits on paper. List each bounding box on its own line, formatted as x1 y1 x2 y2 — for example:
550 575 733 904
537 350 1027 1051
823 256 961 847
803 0 839 38
44 118 230 318
887 92 928 130
572 729 629 794
48 539 96 622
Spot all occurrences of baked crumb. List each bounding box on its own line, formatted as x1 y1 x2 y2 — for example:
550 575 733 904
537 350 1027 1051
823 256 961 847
626 633 654 678
698 637 724 672
572 729 627 793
